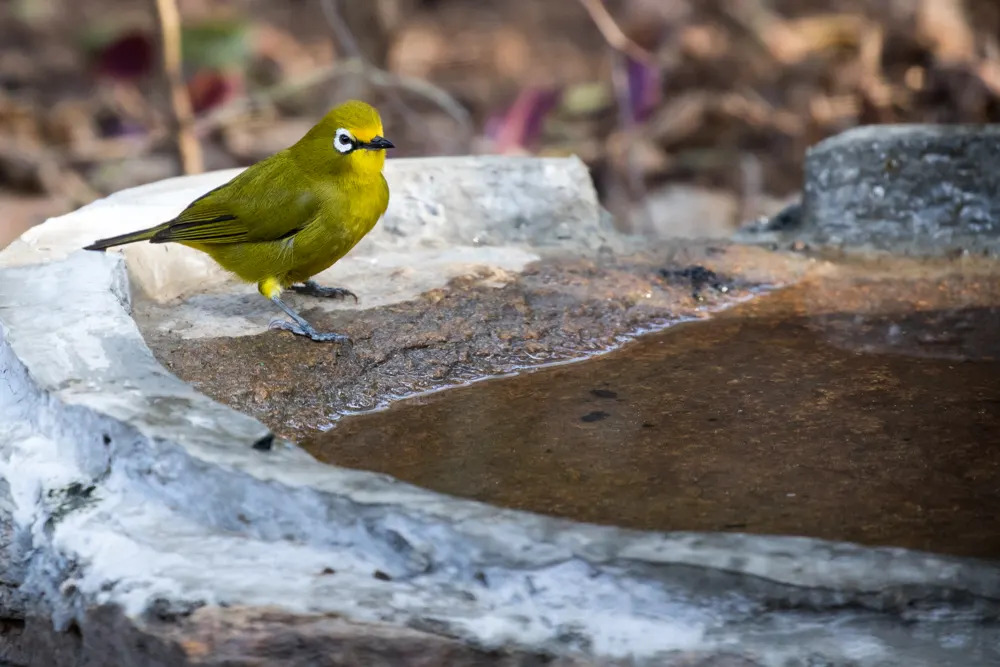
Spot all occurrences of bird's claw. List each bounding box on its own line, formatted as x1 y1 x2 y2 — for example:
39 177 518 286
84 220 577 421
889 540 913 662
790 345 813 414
292 281 359 303
268 318 353 344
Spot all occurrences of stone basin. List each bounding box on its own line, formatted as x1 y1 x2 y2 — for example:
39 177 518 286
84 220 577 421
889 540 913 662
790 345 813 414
2 147 1000 666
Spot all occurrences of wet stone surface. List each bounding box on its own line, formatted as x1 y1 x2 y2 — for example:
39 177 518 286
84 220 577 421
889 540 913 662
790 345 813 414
297 256 1000 559
143 245 1000 560
144 245 808 441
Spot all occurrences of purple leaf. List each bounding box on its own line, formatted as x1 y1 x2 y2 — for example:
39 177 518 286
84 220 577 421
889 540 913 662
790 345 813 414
626 56 661 123
94 31 155 81
489 87 562 152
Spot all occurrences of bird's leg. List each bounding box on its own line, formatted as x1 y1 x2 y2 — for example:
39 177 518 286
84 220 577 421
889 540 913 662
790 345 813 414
268 296 352 344
291 280 358 303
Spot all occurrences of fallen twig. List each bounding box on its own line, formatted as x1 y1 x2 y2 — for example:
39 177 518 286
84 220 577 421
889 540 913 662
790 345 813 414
366 66 472 129
194 64 345 132
151 0 203 173
194 59 470 134
319 0 471 133
577 0 655 66
319 0 365 62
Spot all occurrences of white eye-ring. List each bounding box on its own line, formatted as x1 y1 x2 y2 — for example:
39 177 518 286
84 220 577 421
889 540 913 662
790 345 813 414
334 128 355 154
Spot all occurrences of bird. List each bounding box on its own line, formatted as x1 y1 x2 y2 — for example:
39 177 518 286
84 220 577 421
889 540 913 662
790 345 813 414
84 99 394 344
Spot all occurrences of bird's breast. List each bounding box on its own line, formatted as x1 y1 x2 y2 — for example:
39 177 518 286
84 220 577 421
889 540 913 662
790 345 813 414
285 178 388 281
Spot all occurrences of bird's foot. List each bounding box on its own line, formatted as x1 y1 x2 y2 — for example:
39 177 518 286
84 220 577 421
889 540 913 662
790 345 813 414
291 280 358 303
268 318 353 344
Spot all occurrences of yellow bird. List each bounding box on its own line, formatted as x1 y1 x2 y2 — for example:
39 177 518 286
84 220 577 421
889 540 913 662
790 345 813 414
85 99 393 343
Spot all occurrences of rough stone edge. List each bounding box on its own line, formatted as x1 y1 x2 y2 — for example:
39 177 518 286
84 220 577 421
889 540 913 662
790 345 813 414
2 251 1000 664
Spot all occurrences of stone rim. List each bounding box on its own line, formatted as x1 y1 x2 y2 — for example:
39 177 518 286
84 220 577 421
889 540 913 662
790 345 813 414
2 161 999 664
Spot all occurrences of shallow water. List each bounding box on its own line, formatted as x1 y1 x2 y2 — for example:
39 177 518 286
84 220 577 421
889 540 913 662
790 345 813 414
303 265 1000 559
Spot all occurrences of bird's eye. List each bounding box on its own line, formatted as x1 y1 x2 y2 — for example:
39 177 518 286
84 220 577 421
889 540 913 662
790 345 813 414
334 128 355 154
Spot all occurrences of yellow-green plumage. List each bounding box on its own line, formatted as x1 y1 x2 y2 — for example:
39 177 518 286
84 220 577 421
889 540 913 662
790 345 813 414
85 100 393 343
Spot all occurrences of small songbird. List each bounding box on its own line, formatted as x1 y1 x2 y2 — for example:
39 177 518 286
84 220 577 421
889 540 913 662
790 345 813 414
84 99 394 344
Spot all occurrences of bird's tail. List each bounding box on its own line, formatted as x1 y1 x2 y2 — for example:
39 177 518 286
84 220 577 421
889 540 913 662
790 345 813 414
83 224 167 251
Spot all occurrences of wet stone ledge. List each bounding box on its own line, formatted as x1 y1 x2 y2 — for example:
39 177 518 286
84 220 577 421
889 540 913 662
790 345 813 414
143 246 801 441
2 153 1000 667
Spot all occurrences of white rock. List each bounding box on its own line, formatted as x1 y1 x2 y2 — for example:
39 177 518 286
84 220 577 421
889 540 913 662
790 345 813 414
2 156 611 305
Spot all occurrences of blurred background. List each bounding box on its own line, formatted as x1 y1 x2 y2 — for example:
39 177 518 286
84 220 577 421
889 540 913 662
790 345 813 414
2 0 999 248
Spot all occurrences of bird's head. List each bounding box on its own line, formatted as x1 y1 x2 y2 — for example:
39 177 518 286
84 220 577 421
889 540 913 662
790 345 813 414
294 100 394 178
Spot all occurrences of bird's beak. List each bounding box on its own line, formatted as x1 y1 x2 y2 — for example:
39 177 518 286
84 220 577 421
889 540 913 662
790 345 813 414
363 136 394 150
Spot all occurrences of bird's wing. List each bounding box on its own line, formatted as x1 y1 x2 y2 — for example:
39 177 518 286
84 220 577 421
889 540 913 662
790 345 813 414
150 155 320 245
151 202 249 243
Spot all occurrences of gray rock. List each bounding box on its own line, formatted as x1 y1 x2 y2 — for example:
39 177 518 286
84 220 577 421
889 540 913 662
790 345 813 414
740 124 1000 254
380 155 615 252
